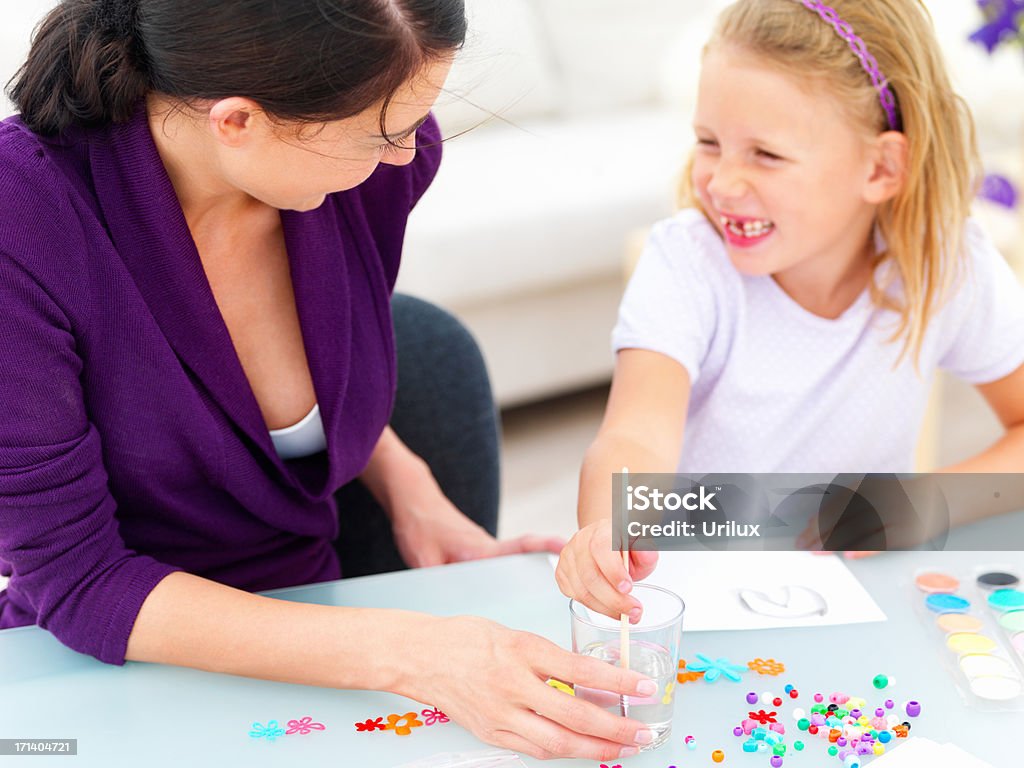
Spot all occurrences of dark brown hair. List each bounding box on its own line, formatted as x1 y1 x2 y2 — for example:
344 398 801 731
8 0 467 136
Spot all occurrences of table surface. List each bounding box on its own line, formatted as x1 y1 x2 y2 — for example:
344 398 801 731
2 515 1023 768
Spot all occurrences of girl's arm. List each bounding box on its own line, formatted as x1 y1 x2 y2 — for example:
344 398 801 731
942 362 1024 474
936 362 1024 522
555 349 691 620
578 350 692 527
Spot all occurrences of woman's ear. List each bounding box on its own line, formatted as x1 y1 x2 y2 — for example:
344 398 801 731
863 131 908 204
207 97 264 148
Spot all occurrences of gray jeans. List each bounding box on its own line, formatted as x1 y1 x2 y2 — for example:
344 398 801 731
332 294 501 577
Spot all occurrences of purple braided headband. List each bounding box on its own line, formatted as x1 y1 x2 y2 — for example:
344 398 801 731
797 0 902 131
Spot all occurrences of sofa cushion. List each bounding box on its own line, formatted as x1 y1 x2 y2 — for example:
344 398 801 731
433 0 560 136
399 108 690 307
529 0 709 114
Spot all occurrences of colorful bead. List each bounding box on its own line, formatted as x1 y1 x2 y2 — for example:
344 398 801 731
808 725 819 735
874 744 885 756
813 693 824 703
905 700 921 718
772 744 786 756
797 718 810 731
872 674 889 689
878 731 892 744
792 708 806 720
788 689 799 699
828 746 839 757
769 723 785 735
761 691 774 705
733 726 743 737
784 684 794 694
770 757 783 768
746 691 759 705
794 741 804 751
773 697 783 707
884 699 894 709
742 739 758 753
712 749 725 763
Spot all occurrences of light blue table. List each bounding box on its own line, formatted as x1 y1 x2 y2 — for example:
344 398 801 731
2 516 1023 767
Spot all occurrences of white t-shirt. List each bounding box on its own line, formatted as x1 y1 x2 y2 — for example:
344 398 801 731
612 209 1024 473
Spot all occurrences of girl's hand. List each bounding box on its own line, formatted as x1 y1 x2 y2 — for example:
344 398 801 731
554 519 658 622
390 472 564 568
409 614 659 761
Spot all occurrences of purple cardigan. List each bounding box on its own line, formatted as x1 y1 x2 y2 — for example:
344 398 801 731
0 106 442 664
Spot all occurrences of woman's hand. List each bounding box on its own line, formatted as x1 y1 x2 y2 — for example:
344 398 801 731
390 476 564 567
360 426 563 567
407 614 659 761
555 519 658 622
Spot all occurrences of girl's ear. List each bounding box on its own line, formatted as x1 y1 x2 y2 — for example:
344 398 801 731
863 131 908 204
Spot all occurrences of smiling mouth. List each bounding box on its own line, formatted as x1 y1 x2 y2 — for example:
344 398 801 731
719 215 775 239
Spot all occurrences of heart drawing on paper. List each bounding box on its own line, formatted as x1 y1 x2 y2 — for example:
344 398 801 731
737 585 829 618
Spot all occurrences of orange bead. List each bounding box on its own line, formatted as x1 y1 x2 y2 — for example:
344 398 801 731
712 749 725 763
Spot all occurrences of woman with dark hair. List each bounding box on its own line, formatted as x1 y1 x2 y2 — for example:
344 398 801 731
0 0 655 760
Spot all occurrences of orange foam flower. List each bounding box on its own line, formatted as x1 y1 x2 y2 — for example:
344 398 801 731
747 657 786 676
383 712 424 736
677 659 704 684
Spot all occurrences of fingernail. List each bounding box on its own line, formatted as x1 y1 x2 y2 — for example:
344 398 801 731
628 607 642 623
635 728 654 745
619 747 639 758
636 679 657 696
617 580 632 594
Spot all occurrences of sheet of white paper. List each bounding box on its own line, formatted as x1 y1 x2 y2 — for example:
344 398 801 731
550 551 886 631
870 738 994 768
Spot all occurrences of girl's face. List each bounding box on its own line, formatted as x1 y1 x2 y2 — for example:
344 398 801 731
692 44 881 284
207 57 453 212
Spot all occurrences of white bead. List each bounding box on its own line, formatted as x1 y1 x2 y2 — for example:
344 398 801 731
792 708 806 720
761 691 774 705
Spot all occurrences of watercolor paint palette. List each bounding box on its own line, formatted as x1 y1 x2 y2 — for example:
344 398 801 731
913 565 1024 711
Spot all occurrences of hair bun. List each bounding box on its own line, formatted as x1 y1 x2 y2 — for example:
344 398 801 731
94 0 138 39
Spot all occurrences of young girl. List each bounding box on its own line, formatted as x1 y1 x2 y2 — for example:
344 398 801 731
556 0 1024 621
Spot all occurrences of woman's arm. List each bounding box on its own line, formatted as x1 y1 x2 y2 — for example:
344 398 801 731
358 427 563 567
556 349 691 620
126 571 659 762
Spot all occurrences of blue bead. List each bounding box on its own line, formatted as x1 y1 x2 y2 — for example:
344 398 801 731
878 731 892 744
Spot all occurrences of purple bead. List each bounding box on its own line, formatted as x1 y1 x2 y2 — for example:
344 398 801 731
875 708 884 717
850 709 861 719
811 714 826 726
734 726 743 737
905 700 921 718
747 691 760 704
770 757 784 768
837 737 847 747
858 745 873 756
884 699 894 709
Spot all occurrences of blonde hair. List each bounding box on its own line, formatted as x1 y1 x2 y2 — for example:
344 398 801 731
679 0 980 365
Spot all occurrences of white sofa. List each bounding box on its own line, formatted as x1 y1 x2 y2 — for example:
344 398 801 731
403 0 1023 406
3 0 1021 409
